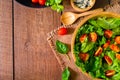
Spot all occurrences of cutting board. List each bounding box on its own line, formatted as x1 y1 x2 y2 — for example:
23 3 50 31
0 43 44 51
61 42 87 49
47 1 120 80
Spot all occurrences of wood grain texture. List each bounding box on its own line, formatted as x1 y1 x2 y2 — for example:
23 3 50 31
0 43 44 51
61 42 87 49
14 1 61 80
0 0 13 80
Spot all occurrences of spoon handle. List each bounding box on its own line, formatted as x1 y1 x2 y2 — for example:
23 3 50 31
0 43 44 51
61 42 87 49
76 8 104 18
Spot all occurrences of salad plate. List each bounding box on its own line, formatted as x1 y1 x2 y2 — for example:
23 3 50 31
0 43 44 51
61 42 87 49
71 12 120 80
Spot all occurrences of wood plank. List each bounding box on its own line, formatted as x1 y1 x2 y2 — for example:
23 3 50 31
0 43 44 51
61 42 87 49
0 0 13 80
14 1 61 80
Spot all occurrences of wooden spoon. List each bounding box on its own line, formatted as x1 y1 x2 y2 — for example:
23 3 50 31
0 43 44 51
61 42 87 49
61 8 103 25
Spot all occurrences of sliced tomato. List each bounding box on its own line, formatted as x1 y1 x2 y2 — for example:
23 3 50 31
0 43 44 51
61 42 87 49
110 44 120 52
39 0 46 5
104 30 113 38
79 34 87 43
103 40 110 48
105 70 115 77
116 53 120 60
58 27 67 35
32 0 39 3
79 53 89 62
94 47 103 56
104 55 112 65
89 32 97 42
115 36 120 44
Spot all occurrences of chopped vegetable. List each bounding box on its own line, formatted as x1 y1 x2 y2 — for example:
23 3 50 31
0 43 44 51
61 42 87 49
79 53 89 61
116 53 120 60
39 0 46 5
115 36 120 44
32 0 39 3
103 40 110 48
94 47 103 56
45 0 64 12
105 70 115 77
79 34 87 43
89 32 97 42
56 40 69 54
58 27 67 35
104 30 113 38
62 67 70 80
104 55 113 65
110 44 120 52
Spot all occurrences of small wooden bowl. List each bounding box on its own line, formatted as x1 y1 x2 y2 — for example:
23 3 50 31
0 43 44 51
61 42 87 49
70 0 96 12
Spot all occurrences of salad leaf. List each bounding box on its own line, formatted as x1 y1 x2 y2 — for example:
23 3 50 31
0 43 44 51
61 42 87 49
45 0 64 12
51 4 64 12
56 40 69 54
97 17 120 29
81 42 94 53
96 27 104 36
62 67 70 80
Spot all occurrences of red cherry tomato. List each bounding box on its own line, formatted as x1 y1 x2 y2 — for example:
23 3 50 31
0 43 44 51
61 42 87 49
39 0 46 5
58 27 67 35
32 0 39 3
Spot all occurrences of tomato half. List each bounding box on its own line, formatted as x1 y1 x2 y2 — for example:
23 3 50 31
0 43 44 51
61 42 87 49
39 0 46 5
104 30 113 38
115 36 120 44
32 0 39 3
89 32 97 42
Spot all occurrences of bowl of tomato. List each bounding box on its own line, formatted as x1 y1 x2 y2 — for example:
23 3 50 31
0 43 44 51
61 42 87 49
71 12 120 80
15 0 46 8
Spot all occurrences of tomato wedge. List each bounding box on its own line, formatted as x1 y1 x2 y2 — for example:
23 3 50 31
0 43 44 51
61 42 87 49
104 55 112 65
32 0 39 3
115 36 120 44
79 34 87 43
79 53 89 62
103 40 110 48
110 44 120 52
104 30 113 38
94 47 103 56
89 32 97 42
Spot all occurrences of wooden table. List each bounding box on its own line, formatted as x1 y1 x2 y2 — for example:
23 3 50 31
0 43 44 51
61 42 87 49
0 0 110 80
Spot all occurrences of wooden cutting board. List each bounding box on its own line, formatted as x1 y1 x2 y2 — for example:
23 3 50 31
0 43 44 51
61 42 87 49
47 1 120 80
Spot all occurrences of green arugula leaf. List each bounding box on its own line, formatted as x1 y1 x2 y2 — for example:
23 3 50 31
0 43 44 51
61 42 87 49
62 67 70 80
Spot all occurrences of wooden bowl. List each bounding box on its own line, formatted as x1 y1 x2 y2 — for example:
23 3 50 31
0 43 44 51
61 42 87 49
71 12 120 80
70 0 96 12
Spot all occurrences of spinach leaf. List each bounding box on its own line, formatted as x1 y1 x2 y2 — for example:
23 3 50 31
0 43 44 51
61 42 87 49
81 42 94 53
56 40 69 54
62 67 70 80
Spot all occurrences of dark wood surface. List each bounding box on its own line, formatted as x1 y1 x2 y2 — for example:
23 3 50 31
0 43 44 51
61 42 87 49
0 0 110 80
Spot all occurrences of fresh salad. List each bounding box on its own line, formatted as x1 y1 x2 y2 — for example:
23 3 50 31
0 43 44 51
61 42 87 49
73 15 120 79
